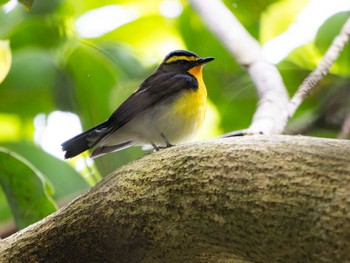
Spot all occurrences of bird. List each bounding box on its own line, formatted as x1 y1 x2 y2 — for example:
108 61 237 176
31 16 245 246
61 50 214 159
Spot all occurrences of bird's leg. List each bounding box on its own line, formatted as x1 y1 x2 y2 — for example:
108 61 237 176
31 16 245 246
160 133 174 148
149 133 174 152
151 142 160 151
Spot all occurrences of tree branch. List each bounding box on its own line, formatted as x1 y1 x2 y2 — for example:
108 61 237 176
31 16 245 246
190 0 289 135
1 136 350 262
288 16 350 119
190 1 350 137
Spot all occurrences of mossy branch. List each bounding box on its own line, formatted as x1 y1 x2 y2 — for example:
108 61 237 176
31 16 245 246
1 135 350 262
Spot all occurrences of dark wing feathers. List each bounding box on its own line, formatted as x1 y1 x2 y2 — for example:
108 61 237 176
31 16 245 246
62 71 198 157
104 71 198 138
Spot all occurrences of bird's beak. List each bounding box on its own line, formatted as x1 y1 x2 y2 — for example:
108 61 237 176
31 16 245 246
198 57 215 65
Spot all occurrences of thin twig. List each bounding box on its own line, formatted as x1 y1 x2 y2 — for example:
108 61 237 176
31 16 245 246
190 0 289 135
190 0 350 137
288 16 350 119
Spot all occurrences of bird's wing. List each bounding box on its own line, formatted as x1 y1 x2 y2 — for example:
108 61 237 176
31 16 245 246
91 72 198 147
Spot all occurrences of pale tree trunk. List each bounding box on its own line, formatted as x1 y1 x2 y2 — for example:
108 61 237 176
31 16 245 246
0 135 349 262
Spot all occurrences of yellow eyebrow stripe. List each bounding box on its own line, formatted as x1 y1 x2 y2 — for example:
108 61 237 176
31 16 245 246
165 55 199 64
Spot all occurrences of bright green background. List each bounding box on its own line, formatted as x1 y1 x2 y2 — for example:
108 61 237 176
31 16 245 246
0 0 349 235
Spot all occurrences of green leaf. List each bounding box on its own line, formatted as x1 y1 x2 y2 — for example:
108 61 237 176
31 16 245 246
9 17 66 50
222 0 280 39
315 11 350 76
61 0 162 18
3 142 89 200
0 40 11 83
0 49 57 117
18 0 61 13
0 5 25 38
96 42 146 79
0 0 11 7
260 0 309 43
0 188 12 223
65 43 119 128
102 14 180 58
0 0 9 6
282 41 323 71
0 148 57 229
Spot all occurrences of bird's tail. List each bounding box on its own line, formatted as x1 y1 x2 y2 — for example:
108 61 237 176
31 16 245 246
61 121 108 159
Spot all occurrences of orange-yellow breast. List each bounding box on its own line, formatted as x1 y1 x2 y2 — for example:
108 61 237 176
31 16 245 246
171 65 207 141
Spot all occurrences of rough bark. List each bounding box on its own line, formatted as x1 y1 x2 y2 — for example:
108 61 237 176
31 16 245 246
1 135 350 263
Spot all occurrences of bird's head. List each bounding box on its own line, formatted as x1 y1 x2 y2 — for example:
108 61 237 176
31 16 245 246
159 50 214 73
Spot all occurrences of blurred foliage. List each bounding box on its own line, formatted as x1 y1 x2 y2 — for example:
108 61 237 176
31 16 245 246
0 0 10 6
0 148 57 229
18 0 33 11
0 0 349 235
315 11 350 76
280 11 350 135
0 40 11 83
260 0 309 43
